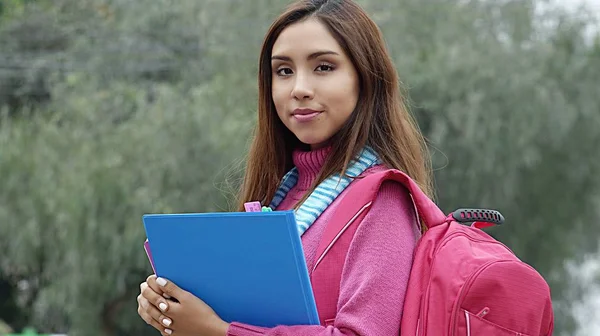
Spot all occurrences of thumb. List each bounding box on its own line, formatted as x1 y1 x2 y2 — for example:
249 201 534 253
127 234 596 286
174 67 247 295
156 277 188 300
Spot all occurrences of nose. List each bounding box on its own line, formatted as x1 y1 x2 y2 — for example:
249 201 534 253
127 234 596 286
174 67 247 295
291 73 314 100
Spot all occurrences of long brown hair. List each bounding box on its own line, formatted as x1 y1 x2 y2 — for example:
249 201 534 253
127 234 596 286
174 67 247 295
237 0 433 211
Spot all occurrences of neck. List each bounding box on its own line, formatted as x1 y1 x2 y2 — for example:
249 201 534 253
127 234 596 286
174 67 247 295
293 146 332 191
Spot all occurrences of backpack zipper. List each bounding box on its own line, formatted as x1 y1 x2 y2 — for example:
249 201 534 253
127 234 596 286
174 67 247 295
450 260 508 336
418 228 514 335
417 229 463 335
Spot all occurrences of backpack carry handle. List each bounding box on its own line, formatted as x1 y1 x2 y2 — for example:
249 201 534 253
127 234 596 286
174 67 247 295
452 208 505 225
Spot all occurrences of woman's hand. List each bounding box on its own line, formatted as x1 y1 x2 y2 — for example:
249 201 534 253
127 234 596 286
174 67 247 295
137 274 230 336
137 275 173 335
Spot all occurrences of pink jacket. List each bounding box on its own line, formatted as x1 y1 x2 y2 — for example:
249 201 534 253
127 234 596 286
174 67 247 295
227 165 419 335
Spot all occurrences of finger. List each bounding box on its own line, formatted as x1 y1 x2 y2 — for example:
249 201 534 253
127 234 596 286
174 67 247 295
147 275 166 296
146 274 157 285
144 301 174 329
140 289 172 328
141 282 170 313
139 297 174 332
146 275 162 293
137 294 147 310
137 304 151 324
147 275 173 299
141 309 171 335
155 277 189 301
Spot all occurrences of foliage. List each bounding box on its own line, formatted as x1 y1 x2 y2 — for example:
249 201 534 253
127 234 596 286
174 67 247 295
0 0 598 335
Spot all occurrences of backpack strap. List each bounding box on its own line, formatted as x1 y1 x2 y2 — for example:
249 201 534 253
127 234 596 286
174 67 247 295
310 169 447 324
314 169 446 269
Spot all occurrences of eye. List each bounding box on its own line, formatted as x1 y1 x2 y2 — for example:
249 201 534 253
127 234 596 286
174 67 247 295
315 63 335 72
275 67 293 76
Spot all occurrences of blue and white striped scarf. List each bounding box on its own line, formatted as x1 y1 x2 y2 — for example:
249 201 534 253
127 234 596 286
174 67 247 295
269 147 381 235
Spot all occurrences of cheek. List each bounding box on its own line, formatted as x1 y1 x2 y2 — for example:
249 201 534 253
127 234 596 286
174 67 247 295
271 83 287 116
327 78 359 119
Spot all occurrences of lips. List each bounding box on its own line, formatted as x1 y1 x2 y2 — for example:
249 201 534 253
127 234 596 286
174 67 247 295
292 108 322 122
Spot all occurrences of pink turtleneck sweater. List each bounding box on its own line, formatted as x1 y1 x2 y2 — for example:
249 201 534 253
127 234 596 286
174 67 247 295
227 147 420 336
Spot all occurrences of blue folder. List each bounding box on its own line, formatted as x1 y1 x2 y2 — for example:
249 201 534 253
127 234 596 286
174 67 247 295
142 211 320 328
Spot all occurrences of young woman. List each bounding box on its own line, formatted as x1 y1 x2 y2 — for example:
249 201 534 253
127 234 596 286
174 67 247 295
137 0 433 335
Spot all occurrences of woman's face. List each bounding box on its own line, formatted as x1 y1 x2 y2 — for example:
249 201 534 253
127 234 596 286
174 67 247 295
271 18 359 150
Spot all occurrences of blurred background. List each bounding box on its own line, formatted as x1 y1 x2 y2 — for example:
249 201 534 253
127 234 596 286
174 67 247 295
0 0 599 335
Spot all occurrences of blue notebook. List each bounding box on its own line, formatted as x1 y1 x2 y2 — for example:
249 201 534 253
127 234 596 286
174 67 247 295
142 211 320 328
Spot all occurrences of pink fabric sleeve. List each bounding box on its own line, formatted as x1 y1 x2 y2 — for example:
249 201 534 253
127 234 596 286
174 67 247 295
227 181 419 336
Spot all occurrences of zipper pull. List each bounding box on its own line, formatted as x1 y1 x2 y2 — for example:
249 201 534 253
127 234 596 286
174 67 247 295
476 307 491 318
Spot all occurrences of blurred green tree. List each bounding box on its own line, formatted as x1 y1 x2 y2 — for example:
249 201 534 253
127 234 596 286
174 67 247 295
0 0 598 335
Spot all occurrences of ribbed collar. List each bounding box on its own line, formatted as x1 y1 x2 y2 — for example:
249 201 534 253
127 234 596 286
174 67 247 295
292 146 332 191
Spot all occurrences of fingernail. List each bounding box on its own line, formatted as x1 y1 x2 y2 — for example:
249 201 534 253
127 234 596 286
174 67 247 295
165 328 172 335
163 293 171 299
156 277 167 287
159 302 168 311
162 318 172 327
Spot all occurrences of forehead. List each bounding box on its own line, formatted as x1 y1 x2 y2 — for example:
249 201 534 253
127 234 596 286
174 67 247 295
272 18 344 56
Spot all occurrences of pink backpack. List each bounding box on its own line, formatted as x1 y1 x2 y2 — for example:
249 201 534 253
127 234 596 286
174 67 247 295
311 169 554 335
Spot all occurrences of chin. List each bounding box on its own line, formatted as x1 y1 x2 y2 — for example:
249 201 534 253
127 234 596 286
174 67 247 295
296 135 330 149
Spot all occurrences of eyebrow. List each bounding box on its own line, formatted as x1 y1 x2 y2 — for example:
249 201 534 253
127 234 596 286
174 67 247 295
271 50 340 62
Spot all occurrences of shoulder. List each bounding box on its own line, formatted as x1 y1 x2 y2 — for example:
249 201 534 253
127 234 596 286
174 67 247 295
351 164 420 236
353 164 413 206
